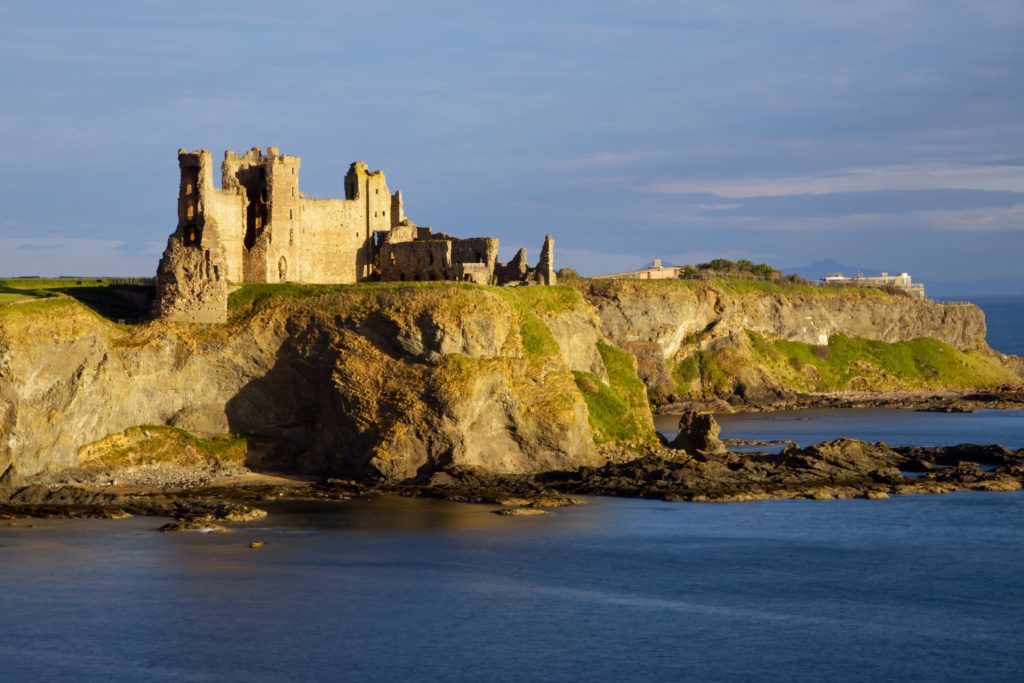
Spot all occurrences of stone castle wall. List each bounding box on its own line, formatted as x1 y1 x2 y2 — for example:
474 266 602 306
154 146 555 323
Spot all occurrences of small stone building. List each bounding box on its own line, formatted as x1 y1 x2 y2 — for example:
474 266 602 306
154 147 555 322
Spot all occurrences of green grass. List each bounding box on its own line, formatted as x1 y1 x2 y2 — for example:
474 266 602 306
229 281 584 315
492 284 583 314
518 311 560 357
743 331 1017 392
573 341 654 444
229 282 580 361
0 278 61 305
672 353 700 395
0 278 154 321
492 286 581 359
696 349 735 395
79 425 249 468
580 276 898 299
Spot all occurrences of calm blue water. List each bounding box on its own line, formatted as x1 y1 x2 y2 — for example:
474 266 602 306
1 493 1022 682
961 295 1024 357
656 408 1024 449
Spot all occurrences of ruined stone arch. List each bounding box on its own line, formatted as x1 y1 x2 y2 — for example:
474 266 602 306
278 256 288 282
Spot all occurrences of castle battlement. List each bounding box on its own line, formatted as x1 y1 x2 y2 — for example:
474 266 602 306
154 147 555 323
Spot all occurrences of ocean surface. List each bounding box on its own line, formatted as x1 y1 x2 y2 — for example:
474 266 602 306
655 408 1024 449
959 295 1024 357
1 491 1022 682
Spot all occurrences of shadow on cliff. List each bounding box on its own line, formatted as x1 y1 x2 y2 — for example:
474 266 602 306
61 285 155 323
223 326 390 480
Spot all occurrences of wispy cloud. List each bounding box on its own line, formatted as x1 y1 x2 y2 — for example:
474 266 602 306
643 163 1024 197
0 238 157 277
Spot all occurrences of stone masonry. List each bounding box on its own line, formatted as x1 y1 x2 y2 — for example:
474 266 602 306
155 147 555 322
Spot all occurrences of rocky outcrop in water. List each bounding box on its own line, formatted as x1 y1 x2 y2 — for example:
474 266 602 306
669 411 726 454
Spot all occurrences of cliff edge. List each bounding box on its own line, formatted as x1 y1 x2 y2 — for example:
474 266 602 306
0 284 655 479
577 279 1019 406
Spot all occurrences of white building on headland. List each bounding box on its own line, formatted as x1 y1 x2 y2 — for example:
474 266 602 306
821 272 925 299
592 259 684 280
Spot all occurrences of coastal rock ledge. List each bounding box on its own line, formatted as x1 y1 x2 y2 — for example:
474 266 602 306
0 285 625 481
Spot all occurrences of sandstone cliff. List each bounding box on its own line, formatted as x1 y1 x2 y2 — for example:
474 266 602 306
578 279 1018 405
1 278 1018 481
0 285 653 479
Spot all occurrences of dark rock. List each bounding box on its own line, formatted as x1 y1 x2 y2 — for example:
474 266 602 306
915 405 975 413
670 411 727 454
0 465 24 501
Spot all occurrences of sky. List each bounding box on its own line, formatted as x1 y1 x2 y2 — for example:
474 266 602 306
1 0 1022 295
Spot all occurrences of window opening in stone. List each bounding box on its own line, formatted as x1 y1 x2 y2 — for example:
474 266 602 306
183 223 201 246
242 171 268 250
181 167 199 198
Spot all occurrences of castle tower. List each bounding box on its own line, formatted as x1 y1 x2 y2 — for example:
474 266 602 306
535 235 556 286
221 147 302 283
152 150 229 323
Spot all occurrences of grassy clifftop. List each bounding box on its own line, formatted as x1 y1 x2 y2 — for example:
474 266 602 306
574 276 1015 405
579 276 899 300
673 331 1018 400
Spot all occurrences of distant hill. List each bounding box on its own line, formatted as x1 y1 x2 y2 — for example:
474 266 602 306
783 259 884 281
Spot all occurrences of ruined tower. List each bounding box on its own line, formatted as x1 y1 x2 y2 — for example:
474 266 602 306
153 150 229 324
154 147 557 323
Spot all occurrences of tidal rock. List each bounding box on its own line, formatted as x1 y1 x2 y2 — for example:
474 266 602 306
492 507 548 516
159 520 229 533
670 411 727 454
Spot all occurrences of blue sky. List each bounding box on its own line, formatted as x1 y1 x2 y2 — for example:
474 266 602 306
1 0 1022 294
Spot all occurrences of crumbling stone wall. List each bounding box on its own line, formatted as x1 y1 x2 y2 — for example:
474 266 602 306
377 229 554 286
155 147 556 323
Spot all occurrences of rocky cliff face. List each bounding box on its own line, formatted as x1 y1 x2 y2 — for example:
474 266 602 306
1 279 1015 481
583 279 986 354
578 279 1013 404
0 286 621 479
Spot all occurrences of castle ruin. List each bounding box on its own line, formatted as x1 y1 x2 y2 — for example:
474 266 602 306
155 147 555 322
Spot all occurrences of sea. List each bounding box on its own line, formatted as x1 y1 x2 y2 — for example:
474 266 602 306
0 296 1021 682
956 295 1024 357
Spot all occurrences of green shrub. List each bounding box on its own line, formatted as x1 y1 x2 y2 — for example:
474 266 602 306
573 341 654 444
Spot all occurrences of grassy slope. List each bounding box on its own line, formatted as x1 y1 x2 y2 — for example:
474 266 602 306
577 277 1014 397
573 341 655 444
77 426 249 469
582 276 895 300
690 331 1018 395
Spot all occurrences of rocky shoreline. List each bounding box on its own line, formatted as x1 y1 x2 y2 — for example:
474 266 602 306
2 433 1021 528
